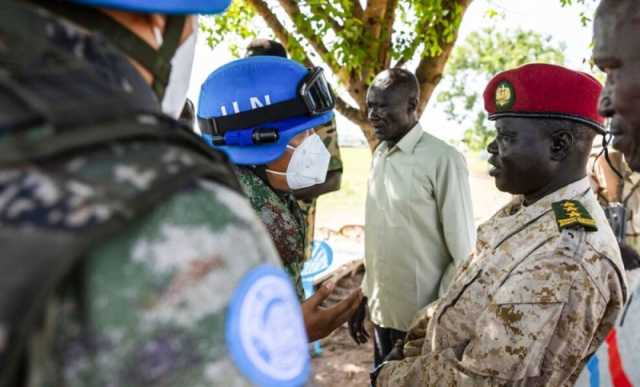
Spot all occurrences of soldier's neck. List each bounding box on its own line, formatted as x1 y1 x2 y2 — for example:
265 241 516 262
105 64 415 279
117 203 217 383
523 172 587 206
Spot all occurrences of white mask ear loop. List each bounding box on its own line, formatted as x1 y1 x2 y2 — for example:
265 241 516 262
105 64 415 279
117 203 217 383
161 16 198 118
265 169 287 176
152 25 164 46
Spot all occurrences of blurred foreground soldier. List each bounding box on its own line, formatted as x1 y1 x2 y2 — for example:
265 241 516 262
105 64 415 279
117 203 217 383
197 56 361 341
350 68 475 367
246 38 344 262
589 146 640 269
574 1 640 384
0 1 311 386
373 64 627 387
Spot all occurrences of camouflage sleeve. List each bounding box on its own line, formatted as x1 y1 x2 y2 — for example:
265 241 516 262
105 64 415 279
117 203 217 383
401 302 437 358
315 117 343 173
40 181 293 387
378 239 607 387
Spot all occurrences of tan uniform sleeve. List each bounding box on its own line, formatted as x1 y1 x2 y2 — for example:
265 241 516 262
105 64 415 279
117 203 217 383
378 237 608 387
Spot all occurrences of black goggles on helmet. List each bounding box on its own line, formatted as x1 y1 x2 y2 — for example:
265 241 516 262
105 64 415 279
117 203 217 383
198 67 335 146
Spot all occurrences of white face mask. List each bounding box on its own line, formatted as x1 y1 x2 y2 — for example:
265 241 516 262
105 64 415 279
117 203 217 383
266 134 331 190
155 17 198 118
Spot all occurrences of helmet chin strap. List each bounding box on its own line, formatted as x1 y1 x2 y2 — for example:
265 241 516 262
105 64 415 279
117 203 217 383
593 124 625 180
29 0 185 100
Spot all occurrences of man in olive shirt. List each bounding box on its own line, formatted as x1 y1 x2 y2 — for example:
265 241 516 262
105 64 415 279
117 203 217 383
349 68 475 366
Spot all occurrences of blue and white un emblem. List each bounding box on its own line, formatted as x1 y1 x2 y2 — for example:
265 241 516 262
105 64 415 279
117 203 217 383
226 265 310 387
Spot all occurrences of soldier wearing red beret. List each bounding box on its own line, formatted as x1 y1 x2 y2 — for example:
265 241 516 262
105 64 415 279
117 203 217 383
372 63 628 387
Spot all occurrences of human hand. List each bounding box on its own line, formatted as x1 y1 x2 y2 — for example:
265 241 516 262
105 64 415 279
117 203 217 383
620 242 640 270
348 296 369 344
302 282 363 342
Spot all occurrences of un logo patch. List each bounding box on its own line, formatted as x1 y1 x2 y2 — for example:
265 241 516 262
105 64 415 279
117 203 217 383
226 264 310 386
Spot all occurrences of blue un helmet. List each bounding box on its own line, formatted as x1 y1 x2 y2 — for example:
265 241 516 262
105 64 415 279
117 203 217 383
198 56 335 165
67 0 231 13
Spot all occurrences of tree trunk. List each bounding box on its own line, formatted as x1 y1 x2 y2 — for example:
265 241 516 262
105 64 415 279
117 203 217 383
247 0 473 153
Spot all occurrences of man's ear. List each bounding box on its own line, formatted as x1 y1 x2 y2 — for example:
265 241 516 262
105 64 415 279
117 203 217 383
407 96 418 115
550 130 574 161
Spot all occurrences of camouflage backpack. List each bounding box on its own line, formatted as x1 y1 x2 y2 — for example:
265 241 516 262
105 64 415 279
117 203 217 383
0 2 242 385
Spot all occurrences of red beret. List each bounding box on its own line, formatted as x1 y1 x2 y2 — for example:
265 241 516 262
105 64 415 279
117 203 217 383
483 63 605 133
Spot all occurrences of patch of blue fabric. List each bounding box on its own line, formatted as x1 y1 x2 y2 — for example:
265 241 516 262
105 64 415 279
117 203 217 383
587 355 600 387
226 264 310 387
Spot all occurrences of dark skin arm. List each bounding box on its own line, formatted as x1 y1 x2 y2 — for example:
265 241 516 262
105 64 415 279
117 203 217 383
348 296 370 344
303 281 363 342
293 170 342 201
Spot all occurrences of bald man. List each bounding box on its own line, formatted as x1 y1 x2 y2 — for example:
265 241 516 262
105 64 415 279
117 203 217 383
349 68 475 367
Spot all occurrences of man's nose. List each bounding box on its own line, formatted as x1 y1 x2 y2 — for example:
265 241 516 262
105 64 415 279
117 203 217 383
368 107 379 121
598 80 615 118
487 139 498 154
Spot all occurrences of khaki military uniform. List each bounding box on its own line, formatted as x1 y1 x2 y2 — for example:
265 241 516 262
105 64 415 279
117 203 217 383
378 178 627 387
589 154 640 252
298 117 343 260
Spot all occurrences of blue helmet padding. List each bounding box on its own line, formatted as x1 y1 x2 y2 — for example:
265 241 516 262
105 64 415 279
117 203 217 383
198 56 333 165
67 0 231 14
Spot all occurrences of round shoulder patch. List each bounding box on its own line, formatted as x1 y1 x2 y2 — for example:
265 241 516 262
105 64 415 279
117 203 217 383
495 80 516 111
226 264 310 387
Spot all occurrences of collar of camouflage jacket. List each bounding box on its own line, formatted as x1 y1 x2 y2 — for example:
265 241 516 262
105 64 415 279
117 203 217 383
482 177 592 249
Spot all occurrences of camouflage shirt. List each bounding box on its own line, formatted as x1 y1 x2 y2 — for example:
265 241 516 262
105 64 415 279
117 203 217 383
378 178 628 387
0 3 310 386
10 142 300 387
237 167 306 300
298 117 343 260
589 154 640 253
574 273 640 387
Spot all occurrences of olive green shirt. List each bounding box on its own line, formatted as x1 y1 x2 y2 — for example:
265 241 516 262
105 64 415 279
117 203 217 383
362 124 475 331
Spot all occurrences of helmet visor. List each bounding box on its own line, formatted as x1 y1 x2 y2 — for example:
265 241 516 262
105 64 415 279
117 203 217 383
301 67 335 115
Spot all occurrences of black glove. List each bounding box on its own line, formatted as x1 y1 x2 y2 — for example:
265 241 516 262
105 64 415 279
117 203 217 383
348 296 369 344
620 242 640 270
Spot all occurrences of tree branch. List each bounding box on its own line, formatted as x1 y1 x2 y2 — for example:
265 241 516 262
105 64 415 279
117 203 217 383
308 2 343 32
361 0 388 81
354 1 364 21
246 0 314 67
378 0 399 70
335 96 366 126
335 96 378 152
277 0 342 77
414 0 472 115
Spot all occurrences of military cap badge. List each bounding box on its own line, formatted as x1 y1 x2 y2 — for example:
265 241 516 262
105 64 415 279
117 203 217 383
495 80 515 111
552 200 598 232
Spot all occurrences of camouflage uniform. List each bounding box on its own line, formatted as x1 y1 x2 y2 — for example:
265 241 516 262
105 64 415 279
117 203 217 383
589 155 640 252
377 178 628 387
237 167 307 300
0 3 308 386
20 146 284 387
298 117 343 260
574 278 640 386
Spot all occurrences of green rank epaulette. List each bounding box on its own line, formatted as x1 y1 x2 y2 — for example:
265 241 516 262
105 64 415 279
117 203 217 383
552 200 598 232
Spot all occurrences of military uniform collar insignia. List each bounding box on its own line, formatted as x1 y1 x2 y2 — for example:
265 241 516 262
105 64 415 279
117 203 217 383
552 200 598 232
